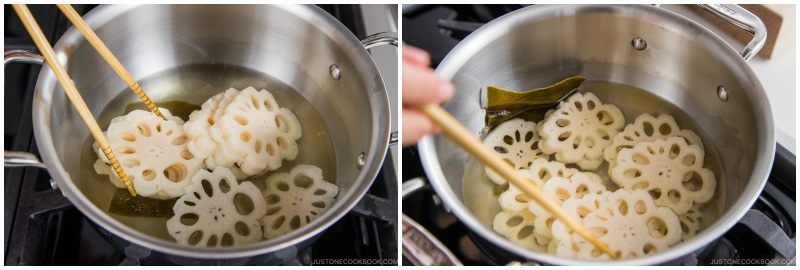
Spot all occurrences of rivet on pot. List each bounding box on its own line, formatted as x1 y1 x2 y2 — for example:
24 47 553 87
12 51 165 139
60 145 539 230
717 85 729 101
631 37 647 51
356 152 366 170
329 64 341 81
49 179 58 190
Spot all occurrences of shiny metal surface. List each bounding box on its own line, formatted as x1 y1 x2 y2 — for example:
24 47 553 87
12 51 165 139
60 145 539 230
631 37 648 51
401 178 426 199
419 4 774 265
3 151 47 169
358 31 399 148
329 64 341 80
28 4 390 265
360 32 399 50
4 50 44 66
4 51 47 170
697 4 767 61
402 214 463 266
717 85 729 101
361 4 399 171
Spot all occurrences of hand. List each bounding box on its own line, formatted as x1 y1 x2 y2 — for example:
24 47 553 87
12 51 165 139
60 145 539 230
402 44 455 146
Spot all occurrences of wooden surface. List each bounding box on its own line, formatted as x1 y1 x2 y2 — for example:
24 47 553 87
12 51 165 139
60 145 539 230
12 4 137 197
56 4 165 120
420 104 617 259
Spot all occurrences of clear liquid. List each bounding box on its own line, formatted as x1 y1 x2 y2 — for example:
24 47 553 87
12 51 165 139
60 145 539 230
79 63 336 242
463 81 725 240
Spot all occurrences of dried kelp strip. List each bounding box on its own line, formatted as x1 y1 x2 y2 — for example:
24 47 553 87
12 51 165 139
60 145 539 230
485 76 585 127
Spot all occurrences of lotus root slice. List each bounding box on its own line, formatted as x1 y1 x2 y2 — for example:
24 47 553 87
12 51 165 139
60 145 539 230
493 210 548 252
259 164 338 239
483 119 549 185
498 159 580 212
537 92 625 170
604 113 703 169
94 108 202 199
610 137 716 214
167 167 266 247
529 172 606 243
551 190 681 260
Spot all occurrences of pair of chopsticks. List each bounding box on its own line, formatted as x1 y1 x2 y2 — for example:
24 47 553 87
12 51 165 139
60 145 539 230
12 4 164 197
420 106 617 257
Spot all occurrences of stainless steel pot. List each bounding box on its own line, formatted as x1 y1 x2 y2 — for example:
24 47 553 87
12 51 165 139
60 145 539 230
5 4 395 265
418 4 775 265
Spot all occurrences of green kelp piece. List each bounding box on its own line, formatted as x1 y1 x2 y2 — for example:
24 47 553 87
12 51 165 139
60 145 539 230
486 76 585 127
108 189 176 218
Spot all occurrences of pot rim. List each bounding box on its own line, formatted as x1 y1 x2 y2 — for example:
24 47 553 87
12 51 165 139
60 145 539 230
32 4 390 260
419 4 775 265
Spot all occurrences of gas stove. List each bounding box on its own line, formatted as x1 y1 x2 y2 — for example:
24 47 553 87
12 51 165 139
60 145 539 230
401 4 795 266
4 4 397 266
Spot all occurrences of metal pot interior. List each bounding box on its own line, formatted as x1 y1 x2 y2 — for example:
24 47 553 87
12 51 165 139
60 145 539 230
33 4 389 259
421 4 774 265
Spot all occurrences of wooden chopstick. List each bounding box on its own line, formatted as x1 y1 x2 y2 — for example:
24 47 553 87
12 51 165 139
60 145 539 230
55 4 166 121
420 104 617 259
12 4 137 197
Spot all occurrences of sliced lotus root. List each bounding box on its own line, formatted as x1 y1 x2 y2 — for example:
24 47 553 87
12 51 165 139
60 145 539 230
551 189 681 260
186 87 302 179
547 192 607 259
528 172 607 243
167 167 266 247
678 203 703 241
94 108 203 199
259 164 338 239
604 113 703 168
209 87 302 177
185 89 239 163
610 137 716 214
482 118 549 185
492 210 548 252
94 159 125 188
499 179 544 212
498 159 580 212
542 172 607 204
537 92 625 170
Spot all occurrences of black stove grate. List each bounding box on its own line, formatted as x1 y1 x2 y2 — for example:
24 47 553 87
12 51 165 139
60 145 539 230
4 4 397 266
401 4 526 67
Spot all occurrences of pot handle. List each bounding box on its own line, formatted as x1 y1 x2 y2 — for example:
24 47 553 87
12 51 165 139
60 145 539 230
4 50 45 66
4 151 47 169
401 177 463 266
360 32 398 50
360 32 399 145
695 4 767 61
5 50 48 169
